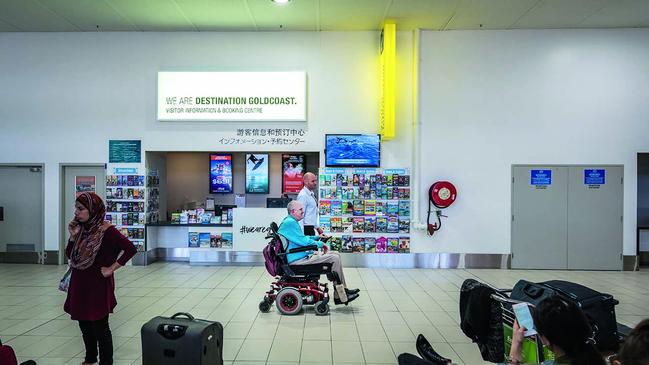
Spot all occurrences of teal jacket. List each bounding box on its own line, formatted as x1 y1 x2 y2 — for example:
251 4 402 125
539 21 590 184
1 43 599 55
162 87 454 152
277 215 322 264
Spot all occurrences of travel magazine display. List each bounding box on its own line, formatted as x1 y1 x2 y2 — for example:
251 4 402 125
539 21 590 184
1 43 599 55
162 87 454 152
105 172 146 251
318 167 411 253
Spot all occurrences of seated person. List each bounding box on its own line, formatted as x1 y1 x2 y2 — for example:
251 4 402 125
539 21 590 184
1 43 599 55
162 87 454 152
509 296 606 365
612 318 649 365
278 200 359 304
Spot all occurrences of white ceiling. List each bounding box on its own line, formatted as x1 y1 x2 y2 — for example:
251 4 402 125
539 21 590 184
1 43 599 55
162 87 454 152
0 0 648 32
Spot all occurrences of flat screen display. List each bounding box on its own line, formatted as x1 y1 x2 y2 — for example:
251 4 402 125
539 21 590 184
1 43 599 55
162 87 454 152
209 154 233 193
282 154 306 194
325 134 381 167
245 153 269 194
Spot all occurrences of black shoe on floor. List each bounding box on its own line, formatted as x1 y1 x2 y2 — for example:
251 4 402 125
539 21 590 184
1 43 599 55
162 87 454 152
416 334 452 365
345 288 360 295
333 293 359 305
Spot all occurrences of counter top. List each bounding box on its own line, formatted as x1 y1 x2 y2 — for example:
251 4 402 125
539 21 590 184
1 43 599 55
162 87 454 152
146 222 233 227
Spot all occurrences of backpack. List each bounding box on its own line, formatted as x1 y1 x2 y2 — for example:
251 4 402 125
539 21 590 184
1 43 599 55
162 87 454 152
459 279 505 363
262 236 284 277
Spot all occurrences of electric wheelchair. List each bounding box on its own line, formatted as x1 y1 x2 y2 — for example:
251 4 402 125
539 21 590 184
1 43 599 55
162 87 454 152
260 222 341 315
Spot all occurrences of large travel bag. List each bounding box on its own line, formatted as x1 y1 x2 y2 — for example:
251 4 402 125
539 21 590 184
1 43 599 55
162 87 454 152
141 312 223 365
511 280 620 351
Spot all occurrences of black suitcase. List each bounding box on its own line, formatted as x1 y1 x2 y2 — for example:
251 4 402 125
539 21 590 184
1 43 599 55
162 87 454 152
141 312 223 365
511 280 619 351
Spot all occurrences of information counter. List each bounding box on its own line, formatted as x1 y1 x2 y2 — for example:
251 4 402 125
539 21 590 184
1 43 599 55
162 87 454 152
142 208 286 265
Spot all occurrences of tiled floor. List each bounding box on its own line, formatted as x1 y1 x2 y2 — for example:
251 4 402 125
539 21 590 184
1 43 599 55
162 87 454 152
1 263 648 365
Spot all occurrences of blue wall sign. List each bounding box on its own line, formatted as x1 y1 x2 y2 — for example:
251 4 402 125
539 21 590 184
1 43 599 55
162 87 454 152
584 169 605 185
530 170 552 185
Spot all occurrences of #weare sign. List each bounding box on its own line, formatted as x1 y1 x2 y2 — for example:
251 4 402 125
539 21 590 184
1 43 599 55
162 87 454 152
158 71 307 122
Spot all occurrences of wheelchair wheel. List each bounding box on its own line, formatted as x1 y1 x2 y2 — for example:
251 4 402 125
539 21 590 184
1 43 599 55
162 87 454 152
314 300 330 316
259 297 272 313
275 288 302 315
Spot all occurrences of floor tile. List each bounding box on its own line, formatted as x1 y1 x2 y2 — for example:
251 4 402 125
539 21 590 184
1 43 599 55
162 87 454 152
361 341 396 364
234 338 273 361
332 341 365 363
267 338 302 362
301 340 332 363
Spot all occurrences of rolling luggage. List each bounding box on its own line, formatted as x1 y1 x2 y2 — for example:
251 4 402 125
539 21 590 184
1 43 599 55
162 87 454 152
141 312 223 365
511 279 619 351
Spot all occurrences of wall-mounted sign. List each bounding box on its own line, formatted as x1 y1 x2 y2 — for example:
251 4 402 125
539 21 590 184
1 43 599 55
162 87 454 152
584 169 605 185
157 71 307 122
109 140 141 163
530 170 552 185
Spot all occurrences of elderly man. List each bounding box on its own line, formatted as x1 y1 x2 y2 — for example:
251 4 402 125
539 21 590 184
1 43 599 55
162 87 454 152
278 200 360 304
297 172 322 236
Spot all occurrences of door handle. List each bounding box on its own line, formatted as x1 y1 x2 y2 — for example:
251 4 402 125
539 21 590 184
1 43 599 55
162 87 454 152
0 206 3 221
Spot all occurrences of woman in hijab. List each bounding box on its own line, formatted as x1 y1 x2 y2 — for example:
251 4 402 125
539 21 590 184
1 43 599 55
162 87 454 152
64 192 137 365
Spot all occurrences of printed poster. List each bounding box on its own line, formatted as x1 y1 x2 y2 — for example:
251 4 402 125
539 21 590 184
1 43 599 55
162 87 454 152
75 176 96 197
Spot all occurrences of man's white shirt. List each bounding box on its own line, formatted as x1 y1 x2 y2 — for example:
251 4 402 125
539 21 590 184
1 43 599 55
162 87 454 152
297 186 319 228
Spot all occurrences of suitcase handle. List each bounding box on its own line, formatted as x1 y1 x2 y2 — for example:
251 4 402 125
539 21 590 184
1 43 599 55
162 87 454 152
523 284 544 299
170 312 195 320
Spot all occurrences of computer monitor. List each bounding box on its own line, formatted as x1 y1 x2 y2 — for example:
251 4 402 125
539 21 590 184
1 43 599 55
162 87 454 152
266 197 291 209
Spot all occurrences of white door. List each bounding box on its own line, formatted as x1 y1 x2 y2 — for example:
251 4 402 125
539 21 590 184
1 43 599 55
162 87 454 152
0 166 43 263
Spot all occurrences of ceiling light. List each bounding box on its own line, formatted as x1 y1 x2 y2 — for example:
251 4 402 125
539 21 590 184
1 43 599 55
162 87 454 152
272 0 290 4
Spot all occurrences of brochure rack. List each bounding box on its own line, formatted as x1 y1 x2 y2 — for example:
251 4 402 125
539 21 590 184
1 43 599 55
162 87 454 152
318 167 411 253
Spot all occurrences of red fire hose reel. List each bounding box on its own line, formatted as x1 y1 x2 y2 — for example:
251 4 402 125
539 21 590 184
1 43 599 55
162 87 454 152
427 181 457 236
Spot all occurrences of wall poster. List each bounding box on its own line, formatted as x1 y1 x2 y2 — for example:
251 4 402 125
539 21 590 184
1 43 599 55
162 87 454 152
282 154 305 194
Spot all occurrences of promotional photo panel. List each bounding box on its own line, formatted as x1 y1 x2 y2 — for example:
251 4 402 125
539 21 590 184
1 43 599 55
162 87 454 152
282 153 305 194
209 154 233 193
245 153 269 194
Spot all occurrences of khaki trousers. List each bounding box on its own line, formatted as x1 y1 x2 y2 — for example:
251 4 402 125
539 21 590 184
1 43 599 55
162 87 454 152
291 251 346 287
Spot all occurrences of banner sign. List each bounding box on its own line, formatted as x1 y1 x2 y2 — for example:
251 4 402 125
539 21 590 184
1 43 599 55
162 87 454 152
109 140 141 163
282 154 305 194
157 71 307 122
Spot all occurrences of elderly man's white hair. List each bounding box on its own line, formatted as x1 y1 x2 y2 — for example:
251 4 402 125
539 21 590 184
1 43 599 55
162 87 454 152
286 200 302 214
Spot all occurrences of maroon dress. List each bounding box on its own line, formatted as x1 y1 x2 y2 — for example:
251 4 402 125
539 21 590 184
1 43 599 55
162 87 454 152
64 226 137 321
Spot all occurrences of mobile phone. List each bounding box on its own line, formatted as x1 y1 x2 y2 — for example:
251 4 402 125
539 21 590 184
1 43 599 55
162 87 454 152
512 303 537 336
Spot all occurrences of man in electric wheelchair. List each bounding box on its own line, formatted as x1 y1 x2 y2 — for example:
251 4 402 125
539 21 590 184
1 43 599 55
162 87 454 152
260 200 360 315
278 200 360 305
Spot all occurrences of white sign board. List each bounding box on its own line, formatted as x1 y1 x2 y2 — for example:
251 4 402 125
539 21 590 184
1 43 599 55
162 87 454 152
233 208 287 251
157 71 307 122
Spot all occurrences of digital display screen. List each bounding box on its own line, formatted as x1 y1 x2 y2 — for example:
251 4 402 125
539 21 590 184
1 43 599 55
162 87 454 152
209 154 233 193
282 154 305 194
245 153 269 194
325 134 381 167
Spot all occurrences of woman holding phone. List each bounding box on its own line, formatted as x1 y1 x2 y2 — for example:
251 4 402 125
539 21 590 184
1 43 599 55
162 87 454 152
64 192 137 365
509 296 605 365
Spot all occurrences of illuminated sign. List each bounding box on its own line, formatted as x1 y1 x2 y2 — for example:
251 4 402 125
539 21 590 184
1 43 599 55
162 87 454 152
379 21 396 140
158 71 307 122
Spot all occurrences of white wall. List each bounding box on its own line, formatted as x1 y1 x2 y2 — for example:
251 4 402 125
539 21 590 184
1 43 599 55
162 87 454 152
416 29 649 254
0 31 413 251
